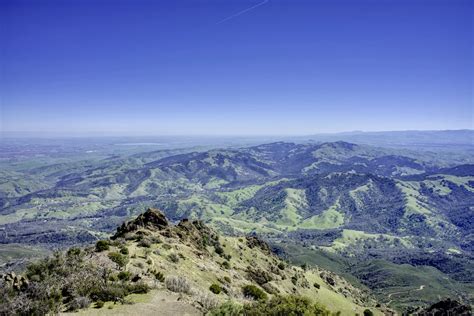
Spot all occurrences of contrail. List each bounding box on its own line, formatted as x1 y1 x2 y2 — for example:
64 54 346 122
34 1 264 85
217 0 269 24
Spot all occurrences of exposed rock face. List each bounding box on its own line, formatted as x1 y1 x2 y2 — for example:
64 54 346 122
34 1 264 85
417 298 472 315
113 208 168 239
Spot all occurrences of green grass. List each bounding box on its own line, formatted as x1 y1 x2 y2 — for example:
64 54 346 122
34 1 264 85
323 230 413 252
0 244 48 265
351 259 472 311
300 199 344 229
276 242 473 313
276 188 305 226
396 182 432 217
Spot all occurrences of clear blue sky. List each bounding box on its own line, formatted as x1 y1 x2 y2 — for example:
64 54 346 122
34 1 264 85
1 0 472 135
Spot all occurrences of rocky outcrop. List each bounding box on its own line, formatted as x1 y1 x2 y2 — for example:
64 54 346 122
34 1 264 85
1 272 29 291
113 208 168 238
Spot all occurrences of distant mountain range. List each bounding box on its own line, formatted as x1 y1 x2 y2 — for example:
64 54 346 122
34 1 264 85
0 137 473 312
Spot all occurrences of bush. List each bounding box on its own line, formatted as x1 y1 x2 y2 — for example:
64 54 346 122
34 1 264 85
208 300 243 316
313 282 321 289
91 284 128 302
95 300 104 308
291 275 298 285
68 296 91 311
165 276 191 294
242 285 267 301
277 262 286 270
168 253 180 263
215 244 225 256
67 247 82 257
262 282 280 295
127 282 150 294
247 267 273 285
2 249 151 315
209 283 222 294
96 240 110 252
363 309 374 316
134 262 145 269
108 252 128 268
120 246 129 255
138 239 151 248
117 271 131 281
198 292 219 311
153 271 165 282
243 295 333 316
221 261 231 269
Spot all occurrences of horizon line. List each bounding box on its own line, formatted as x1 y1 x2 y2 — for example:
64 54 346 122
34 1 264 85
1 129 472 139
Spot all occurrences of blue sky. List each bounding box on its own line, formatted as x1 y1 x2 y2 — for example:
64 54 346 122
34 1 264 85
1 0 472 135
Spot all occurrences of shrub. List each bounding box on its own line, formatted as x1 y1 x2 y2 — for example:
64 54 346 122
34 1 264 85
95 240 110 252
90 284 128 302
108 252 128 268
147 236 162 243
313 282 321 289
67 247 81 257
277 262 286 270
134 262 145 269
153 271 165 282
127 282 150 294
117 271 131 281
197 292 219 311
223 276 232 283
242 285 267 301
243 295 333 316
215 244 225 256
165 276 191 294
291 275 298 285
68 296 91 311
363 309 374 316
120 246 129 255
221 261 231 269
168 253 179 263
95 300 105 308
247 267 273 285
138 239 151 248
208 300 243 316
162 243 172 250
209 283 222 294
262 282 280 295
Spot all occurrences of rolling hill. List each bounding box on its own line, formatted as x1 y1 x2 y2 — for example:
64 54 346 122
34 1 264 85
1 140 473 312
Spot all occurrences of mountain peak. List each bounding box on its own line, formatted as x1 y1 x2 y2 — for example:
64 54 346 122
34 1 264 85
113 208 169 238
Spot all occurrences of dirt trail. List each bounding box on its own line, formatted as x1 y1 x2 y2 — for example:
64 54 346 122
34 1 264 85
387 285 425 305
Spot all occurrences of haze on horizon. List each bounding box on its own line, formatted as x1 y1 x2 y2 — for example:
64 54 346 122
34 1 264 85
1 0 472 136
